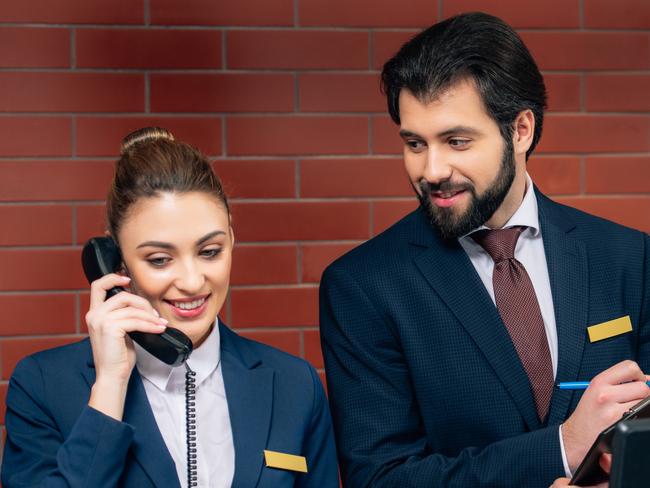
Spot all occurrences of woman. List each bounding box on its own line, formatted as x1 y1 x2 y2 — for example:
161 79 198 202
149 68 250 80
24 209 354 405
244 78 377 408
2 128 338 487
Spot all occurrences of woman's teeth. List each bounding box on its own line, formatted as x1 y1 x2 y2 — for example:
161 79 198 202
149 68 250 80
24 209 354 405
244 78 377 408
173 298 206 310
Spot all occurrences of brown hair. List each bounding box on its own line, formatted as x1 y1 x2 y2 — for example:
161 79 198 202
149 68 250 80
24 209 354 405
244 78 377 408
107 127 229 240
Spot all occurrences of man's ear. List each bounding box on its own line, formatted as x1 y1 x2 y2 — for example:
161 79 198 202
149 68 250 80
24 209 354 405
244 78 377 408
512 109 535 158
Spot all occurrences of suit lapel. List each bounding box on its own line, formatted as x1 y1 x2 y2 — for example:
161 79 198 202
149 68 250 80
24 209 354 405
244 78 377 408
81 357 180 488
537 195 589 425
220 324 274 488
411 215 540 431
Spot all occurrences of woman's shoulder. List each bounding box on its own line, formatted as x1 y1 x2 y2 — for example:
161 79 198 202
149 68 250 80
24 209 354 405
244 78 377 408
11 338 92 382
220 324 320 383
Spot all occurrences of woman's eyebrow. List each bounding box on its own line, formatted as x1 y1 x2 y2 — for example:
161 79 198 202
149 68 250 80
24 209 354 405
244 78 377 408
136 231 226 250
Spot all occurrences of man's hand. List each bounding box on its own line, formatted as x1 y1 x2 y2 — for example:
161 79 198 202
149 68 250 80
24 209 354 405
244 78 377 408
561 360 650 471
549 477 607 488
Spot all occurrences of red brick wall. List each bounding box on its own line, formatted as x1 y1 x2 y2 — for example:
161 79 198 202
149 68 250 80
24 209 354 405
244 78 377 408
1 0 649 444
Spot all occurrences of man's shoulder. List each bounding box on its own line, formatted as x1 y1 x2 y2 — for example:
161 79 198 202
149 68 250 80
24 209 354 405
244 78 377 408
325 208 425 274
540 194 647 247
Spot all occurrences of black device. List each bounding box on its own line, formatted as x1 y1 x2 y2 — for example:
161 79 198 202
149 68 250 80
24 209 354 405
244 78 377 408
609 418 650 488
81 237 193 367
570 395 650 486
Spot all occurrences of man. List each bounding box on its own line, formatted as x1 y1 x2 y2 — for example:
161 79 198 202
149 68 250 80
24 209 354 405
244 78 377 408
319 12 650 488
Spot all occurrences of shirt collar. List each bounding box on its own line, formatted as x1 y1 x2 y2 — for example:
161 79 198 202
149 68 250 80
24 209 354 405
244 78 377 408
135 318 221 392
461 172 540 238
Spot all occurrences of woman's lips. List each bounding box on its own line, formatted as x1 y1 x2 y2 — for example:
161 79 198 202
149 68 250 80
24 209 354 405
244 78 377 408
164 295 210 319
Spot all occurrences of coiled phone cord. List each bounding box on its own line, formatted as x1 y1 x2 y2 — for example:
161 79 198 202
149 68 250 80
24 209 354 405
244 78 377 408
185 363 198 487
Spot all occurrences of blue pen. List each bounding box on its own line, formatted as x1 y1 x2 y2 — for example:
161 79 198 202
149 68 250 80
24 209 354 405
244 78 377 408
557 381 650 390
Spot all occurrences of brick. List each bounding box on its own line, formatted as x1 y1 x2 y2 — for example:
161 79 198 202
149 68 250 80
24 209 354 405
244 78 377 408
545 74 581 113
442 0 579 28
151 0 293 26
527 156 581 196
230 287 318 327
0 161 113 202
585 0 650 29
537 115 650 154
301 243 357 283
227 116 368 156
0 28 69 68
0 383 6 424
76 29 222 69
555 197 650 233
586 157 650 194
0 249 86 291
372 199 418 235
1 337 81 380
236 330 301 357
231 201 370 241
303 329 324 368
372 30 418 69
0 73 144 113
299 73 385 113
0 295 76 336
227 30 368 69
299 0 435 27
585 75 650 112
300 157 410 197
76 205 106 245
0 206 72 246
76 117 222 157
0 0 143 24
0 118 71 157
231 245 297 285
521 32 650 71
150 74 294 113
372 115 402 155
213 159 295 199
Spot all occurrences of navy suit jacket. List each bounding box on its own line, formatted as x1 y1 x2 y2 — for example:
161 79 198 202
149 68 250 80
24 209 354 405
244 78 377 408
2 323 338 487
320 191 650 487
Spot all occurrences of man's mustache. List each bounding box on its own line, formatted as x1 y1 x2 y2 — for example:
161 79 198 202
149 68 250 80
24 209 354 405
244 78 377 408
418 179 473 194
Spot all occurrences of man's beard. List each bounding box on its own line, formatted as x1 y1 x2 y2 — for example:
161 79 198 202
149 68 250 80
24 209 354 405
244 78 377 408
417 138 516 242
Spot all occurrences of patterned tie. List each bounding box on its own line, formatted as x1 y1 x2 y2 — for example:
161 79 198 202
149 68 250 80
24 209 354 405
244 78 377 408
472 226 553 421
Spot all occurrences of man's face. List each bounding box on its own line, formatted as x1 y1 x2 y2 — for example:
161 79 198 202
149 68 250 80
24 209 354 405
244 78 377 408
398 80 523 241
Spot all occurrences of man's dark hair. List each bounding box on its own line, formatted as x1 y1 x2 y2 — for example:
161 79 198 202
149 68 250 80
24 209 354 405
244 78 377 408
381 12 547 160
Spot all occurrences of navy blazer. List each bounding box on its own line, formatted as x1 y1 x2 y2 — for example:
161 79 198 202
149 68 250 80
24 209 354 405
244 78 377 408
2 323 338 487
320 191 650 487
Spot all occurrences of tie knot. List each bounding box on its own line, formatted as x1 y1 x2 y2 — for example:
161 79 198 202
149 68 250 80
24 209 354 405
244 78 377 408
471 226 525 262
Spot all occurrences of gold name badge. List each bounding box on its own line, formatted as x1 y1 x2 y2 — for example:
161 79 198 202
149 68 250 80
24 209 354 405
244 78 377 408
264 450 308 473
587 315 633 343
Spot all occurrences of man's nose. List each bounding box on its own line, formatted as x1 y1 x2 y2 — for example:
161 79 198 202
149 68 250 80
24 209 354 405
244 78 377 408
422 147 453 184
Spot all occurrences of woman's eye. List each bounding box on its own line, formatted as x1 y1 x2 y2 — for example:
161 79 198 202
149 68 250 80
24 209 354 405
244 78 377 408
147 256 170 267
200 248 222 259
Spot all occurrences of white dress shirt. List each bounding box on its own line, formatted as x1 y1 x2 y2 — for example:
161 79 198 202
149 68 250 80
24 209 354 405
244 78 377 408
134 320 235 488
458 173 571 476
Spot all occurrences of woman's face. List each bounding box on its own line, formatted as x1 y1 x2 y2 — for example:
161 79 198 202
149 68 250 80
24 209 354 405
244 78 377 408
117 191 233 347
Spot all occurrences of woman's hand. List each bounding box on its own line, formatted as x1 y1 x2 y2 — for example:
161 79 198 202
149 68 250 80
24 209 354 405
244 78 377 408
85 273 167 420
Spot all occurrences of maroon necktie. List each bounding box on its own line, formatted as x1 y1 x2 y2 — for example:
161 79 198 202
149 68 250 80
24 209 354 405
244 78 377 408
472 226 553 421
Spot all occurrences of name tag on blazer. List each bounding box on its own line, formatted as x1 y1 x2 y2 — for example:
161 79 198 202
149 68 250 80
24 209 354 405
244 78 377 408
264 450 308 473
587 315 633 343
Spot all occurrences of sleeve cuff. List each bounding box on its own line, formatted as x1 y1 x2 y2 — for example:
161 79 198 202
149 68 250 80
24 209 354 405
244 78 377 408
558 424 573 478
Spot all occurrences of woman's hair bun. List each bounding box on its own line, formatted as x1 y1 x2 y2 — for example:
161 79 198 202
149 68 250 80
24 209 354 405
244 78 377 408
120 126 175 155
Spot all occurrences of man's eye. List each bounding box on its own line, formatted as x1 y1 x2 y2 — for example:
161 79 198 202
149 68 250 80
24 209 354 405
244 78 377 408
200 248 222 259
405 139 426 152
449 138 470 148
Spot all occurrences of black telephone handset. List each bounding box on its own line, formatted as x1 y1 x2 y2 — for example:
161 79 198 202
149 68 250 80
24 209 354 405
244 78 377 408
81 237 193 367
